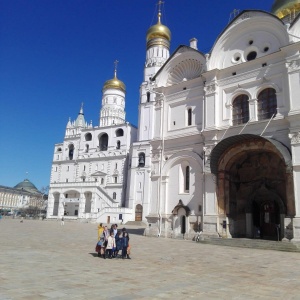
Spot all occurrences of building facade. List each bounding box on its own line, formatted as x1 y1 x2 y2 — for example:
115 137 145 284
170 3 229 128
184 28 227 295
47 0 300 241
0 179 44 213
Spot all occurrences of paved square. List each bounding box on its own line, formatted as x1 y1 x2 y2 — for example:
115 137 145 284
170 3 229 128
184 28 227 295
0 219 300 299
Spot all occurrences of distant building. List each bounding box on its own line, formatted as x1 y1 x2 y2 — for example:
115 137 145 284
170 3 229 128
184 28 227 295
0 179 44 212
47 0 300 241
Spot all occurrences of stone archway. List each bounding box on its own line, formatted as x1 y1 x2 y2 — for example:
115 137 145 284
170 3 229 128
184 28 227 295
172 200 190 237
211 135 292 239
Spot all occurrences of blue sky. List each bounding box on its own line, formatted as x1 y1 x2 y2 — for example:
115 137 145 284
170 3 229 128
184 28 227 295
0 0 274 190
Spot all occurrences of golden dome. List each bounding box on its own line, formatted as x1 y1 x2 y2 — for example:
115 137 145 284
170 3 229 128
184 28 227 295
103 73 126 93
271 0 300 18
146 13 171 42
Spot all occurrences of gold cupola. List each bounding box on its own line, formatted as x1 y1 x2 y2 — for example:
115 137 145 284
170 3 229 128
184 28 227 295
146 13 171 42
271 0 300 19
102 61 126 93
146 2 171 50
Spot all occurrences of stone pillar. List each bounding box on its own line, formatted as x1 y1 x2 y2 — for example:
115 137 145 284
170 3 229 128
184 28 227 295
79 193 85 218
58 194 65 218
289 131 300 240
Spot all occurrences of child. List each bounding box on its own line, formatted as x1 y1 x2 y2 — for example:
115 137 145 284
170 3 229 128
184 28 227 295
105 232 116 259
122 232 131 259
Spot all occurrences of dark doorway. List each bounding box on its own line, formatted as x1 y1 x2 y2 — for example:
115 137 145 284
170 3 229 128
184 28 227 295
135 204 143 221
181 215 186 234
253 199 279 240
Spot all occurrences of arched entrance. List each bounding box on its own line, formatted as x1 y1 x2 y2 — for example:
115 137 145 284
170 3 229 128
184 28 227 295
172 200 190 237
210 135 292 240
135 204 143 221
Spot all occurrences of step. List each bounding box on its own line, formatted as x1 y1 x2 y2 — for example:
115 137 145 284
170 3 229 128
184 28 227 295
197 237 300 253
125 221 147 227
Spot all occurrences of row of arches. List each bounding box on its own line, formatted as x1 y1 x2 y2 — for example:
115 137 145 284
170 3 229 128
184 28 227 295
232 88 277 125
85 128 124 142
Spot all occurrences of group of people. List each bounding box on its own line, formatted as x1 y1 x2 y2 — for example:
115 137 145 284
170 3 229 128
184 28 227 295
96 223 131 259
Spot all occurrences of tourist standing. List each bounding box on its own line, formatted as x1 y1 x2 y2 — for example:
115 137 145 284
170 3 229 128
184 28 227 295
122 231 131 259
105 232 116 259
97 223 104 241
61 216 64 226
115 230 123 258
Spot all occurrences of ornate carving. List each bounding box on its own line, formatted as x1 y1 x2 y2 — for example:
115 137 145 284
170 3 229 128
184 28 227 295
287 60 300 72
204 83 217 95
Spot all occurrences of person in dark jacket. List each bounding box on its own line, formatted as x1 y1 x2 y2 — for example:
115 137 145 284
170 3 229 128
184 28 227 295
122 231 131 259
115 230 123 258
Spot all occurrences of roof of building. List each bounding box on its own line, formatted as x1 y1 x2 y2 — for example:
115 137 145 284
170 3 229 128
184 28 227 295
14 179 40 194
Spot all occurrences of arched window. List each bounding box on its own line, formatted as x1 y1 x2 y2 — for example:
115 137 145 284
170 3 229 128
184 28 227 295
116 129 124 137
138 152 145 167
68 144 74 160
116 140 121 149
232 94 249 125
187 108 192 126
113 192 116 200
85 133 92 141
101 178 104 185
185 166 190 192
57 147 62 152
99 133 108 151
257 88 277 120
147 92 150 102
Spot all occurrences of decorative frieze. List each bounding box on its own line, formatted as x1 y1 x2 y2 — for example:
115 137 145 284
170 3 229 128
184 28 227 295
204 83 217 95
287 59 300 72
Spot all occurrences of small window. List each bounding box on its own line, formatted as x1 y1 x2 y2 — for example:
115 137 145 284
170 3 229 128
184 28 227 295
66 179 68 183
101 178 104 184
67 166 69 171
115 163 117 169
114 177 117 183
257 88 277 120
232 72 236 76
113 192 116 200
185 166 190 192
147 92 150 102
99 133 108 151
85 144 89 153
138 152 145 167
187 108 192 126
247 51 257 61
116 140 121 149
116 129 124 137
232 94 249 125
57 147 62 152
85 133 92 141
83 165 86 171
68 144 74 160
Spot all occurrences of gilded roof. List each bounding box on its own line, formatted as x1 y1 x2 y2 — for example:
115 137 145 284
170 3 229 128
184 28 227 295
271 0 300 18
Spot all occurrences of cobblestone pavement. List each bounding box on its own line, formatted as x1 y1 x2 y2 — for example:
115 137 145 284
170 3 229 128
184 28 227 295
1 219 300 300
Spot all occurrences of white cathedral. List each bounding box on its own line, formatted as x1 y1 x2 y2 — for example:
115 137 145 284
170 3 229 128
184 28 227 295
47 0 300 241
